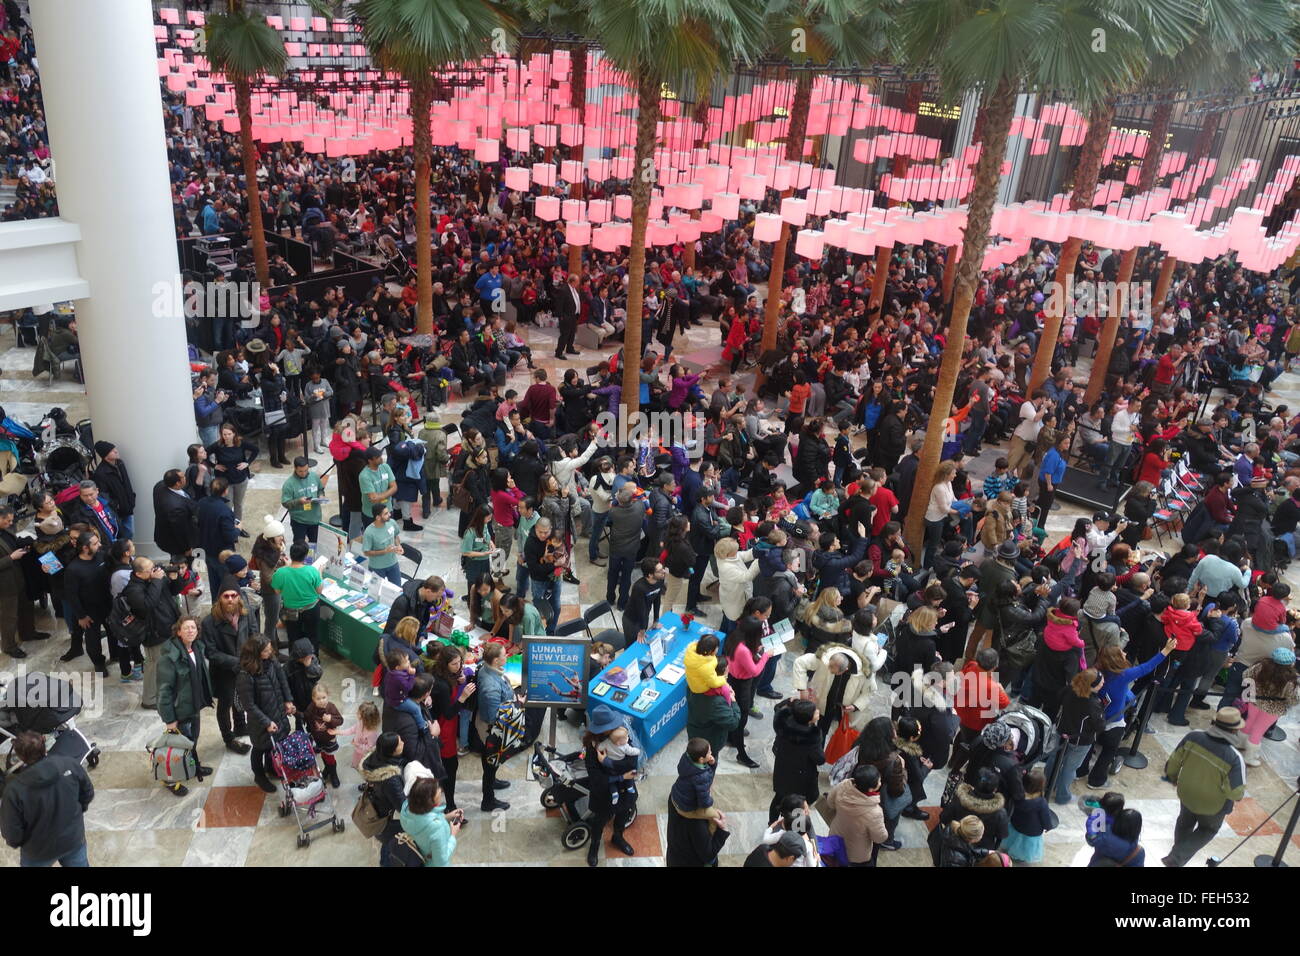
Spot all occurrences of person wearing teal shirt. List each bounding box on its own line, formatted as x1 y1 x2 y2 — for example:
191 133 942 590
280 457 330 545
359 447 397 520
363 505 403 585
270 543 324 654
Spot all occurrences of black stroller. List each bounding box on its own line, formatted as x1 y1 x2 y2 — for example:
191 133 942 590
531 741 638 851
0 672 101 773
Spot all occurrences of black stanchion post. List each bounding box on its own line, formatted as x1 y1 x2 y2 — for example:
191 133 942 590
1123 680 1159 770
1257 778 1300 868
1044 732 1068 829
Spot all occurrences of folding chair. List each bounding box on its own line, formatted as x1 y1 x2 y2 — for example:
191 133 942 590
399 543 423 582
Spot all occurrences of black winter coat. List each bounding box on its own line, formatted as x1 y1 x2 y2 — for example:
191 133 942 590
771 703 825 805
939 783 1009 850
793 435 832 486
122 574 184 648
236 659 293 750
665 801 731 867
381 700 446 780
91 459 136 518
0 756 94 863
153 481 198 557
201 612 249 691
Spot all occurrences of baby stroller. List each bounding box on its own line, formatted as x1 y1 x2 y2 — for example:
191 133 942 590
0 671 101 772
272 730 345 847
40 435 93 507
531 741 638 851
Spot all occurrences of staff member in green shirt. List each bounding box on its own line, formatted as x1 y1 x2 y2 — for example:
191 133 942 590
280 457 330 546
364 504 404 586
359 447 398 530
271 543 324 655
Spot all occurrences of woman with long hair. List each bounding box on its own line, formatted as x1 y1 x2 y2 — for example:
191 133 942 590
661 515 694 614
429 643 476 810
847 715 907 854
185 444 211 500
800 586 853 651
723 614 771 769
1077 637 1176 789
208 422 258 521
235 634 295 792
460 505 496 585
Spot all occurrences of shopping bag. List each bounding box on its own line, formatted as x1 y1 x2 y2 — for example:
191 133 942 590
824 721 860 765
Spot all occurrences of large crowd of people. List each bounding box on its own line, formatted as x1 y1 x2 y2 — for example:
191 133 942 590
4 6 1300 869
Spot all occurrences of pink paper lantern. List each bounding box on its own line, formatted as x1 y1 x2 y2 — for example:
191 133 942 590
738 174 767 201
753 213 783 243
795 229 825 259
474 138 499 162
592 225 620 252
534 124 557 147
675 218 702 243
586 158 610 182
648 221 676 246
561 160 583 184
699 212 724 232
847 227 876 256
780 197 809 227
823 219 850 247
302 135 325 153
614 196 632 219
535 195 561 221
770 164 794 191
712 192 740 220
505 128 530 152
611 157 634 179
532 164 557 187
567 222 592 245
504 167 530 191
588 200 611 224
676 183 703 209
562 199 584 222
324 137 349 157
290 17 307 30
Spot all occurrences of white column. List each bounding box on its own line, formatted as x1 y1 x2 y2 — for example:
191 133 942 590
30 0 195 552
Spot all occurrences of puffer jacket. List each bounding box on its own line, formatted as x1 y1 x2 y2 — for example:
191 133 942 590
929 821 986 867
716 551 760 621
939 783 1009 849
1043 607 1086 668
825 778 889 864
235 659 293 750
0 755 94 863
360 756 405 841
771 703 824 805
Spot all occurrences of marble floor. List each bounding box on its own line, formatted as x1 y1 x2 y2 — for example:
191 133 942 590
2 317 1299 867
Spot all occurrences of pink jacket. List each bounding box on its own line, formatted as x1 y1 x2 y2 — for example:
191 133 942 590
727 641 771 680
1043 608 1086 669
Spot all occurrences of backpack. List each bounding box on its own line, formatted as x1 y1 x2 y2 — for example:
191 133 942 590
107 592 148 649
382 829 430 867
352 784 390 838
148 731 198 784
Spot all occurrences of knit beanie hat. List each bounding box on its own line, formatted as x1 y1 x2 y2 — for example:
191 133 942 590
980 721 1012 751
217 575 243 598
1272 646 1297 666
94 440 115 459
958 815 985 843
402 760 435 796
261 515 286 539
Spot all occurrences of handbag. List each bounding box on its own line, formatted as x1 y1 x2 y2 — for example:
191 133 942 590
451 477 473 512
824 721 860 765
352 785 389 838
265 408 287 427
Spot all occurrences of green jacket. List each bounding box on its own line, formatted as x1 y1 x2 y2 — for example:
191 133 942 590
686 690 741 758
1164 727 1247 816
281 471 325 526
156 637 215 725
421 425 451 481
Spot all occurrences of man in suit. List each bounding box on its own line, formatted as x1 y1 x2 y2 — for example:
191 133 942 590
153 469 198 565
554 272 583 359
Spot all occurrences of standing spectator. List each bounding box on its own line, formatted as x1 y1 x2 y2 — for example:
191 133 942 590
606 485 648 610
153 469 198 564
280 457 329 546
271 543 324 655
1162 707 1248 867
91 442 137 540
208 423 259 521
826 765 890 866
0 731 94 868
236 635 296 793
155 615 215 797
770 698 823 823
197 476 239 590
201 578 253 755
122 556 186 711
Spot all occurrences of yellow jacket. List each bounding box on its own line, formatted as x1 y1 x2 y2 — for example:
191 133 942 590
684 641 727 694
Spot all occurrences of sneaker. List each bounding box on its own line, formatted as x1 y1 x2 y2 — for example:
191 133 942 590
1086 781 1110 791
748 707 763 719
166 782 189 798
735 752 760 769
131 665 144 679
480 798 510 812
880 839 903 851
120 671 142 683
457 746 470 756
402 520 424 532
1189 700 1213 710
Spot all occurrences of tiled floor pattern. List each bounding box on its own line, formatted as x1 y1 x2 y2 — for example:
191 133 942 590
2 319 1299 866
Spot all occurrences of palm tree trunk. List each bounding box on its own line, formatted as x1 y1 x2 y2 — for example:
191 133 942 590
1027 98 1115 395
868 81 926 323
1086 98 1173 405
621 71 663 417
411 78 434 334
566 45 587 278
903 79 1016 558
234 76 270 292
759 70 812 379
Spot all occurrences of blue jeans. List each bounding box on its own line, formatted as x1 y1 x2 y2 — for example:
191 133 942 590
607 553 636 609
458 709 470 749
199 424 220 447
531 578 561 635
589 510 610 561
963 414 987 454
1045 741 1093 805
515 564 530 601
756 653 781 695
396 696 427 730
22 842 89 867
1104 442 1131 487
373 563 403 586
120 515 135 540
1278 532 1296 558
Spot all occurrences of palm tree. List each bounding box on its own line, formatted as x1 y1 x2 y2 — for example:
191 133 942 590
1086 0 1297 402
897 0 1142 559
584 0 767 415
357 0 514 334
205 1 289 292
756 0 898 372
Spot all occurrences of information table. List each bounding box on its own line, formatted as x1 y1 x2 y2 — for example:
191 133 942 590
587 612 714 758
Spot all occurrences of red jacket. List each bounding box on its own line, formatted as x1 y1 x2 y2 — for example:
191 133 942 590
954 660 1009 732
1161 606 1201 651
